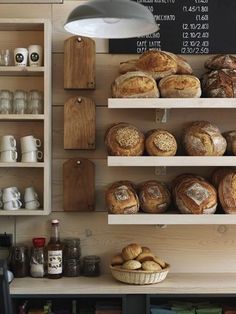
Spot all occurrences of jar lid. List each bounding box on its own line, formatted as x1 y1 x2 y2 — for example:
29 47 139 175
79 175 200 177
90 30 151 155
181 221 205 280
64 238 80 246
51 219 59 224
83 255 100 262
33 237 46 248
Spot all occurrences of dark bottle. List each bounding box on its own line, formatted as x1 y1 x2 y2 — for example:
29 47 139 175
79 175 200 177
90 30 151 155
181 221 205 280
47 219 63 279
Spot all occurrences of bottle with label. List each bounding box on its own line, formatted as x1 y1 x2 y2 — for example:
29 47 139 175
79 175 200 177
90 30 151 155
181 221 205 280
47 219 63 279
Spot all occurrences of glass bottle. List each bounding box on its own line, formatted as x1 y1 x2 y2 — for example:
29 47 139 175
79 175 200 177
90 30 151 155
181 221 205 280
30 237 46 278
47 219 63 279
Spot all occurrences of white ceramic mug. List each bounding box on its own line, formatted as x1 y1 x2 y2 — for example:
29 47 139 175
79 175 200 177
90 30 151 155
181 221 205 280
0 150 17 163
20 135 41 153
24 186 38 202
27 99 43 114
14 48 28 66
0 98 13 114
13 98 27 114
0 200 3 209
2 187 20 202
21 150 43 162
28 45 43 67
0 135 16 152
25 199 40 210
3 199 22 210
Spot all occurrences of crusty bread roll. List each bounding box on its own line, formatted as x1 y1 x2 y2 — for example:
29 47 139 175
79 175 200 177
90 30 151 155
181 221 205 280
145 129 177 156
218 171 236 214
175 176 217 214
211 168 233 189
141 246 151 253
205 54 236 70
105 182 139 214
111 254 124 266
223 130 236 155
122 243 142 261
112 71 159 98
201 69 236 98
159 75 201 98
183 121 227 156
139 180 171 214
142 261 162 271
136 252 155 262
153 256 166 268
164 51 193 75
105 123 145 156
122 260 141 270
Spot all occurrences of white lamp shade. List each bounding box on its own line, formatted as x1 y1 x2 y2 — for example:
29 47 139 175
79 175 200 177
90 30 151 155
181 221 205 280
64 0 159 39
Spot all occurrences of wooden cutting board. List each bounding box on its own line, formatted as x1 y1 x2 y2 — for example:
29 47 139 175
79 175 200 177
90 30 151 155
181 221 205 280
63 158 95 212
64 36 95 90
64 96 96 150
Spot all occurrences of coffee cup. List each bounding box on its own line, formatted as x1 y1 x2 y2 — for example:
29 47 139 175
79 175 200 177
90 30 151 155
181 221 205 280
14 48 28 66
3 187 20 202
25 200 40 210
0 135 16 152
0 150 17 163
4 199 22 210
21 150 43 163
24 186 39 202
28 45 43 67
20 135 41 153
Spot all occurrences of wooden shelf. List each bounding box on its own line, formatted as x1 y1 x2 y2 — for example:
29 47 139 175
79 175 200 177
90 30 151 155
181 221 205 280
0 162 44 168
108 156 236 167
0 209 46 216
0 114 44 121
0 66 44 76
108 213 236 225
108 98 236 109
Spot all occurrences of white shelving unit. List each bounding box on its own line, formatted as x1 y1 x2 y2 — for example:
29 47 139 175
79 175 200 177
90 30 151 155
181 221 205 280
0 18 51 216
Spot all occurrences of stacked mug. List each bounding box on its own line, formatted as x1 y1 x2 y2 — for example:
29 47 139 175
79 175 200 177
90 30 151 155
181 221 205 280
0 135 17 162
2 187 22 210
24 186 40 210
21 135 43 163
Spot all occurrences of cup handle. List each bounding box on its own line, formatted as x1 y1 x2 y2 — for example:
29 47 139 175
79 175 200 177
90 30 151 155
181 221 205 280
10 137 16 148
12 150 17 161
35 139 41 147
37 150 43 160
17 200 22 207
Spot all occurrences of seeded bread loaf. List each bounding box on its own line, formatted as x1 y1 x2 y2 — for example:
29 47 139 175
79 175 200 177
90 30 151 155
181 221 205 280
145 129 177 156
183 121 227 156
105 123 145 156
159 75 201 98
111 71 159 98
218 171 236 214
139 180 171 214
223 130 236 155
105 181 139 214
205 54 236 70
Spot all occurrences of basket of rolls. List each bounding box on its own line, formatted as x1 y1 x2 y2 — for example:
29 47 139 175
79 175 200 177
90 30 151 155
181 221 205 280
110 243 169 285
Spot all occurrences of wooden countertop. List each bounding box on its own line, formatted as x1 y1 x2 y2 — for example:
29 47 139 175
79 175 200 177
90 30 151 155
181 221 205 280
10 273 236 296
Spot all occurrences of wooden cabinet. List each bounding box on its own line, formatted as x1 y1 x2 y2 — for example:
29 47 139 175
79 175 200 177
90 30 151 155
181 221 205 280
0 18 51 216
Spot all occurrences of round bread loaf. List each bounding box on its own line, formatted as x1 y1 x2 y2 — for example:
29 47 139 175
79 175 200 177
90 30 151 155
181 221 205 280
153 256 166 268
122 260 142 270
223 130 236 155
122 243 142 261
141 246 151 253
111 254 124 266
145 129 177 156
201 69 236 98
218 171 236 214
136 252 155 262
211 168 234 188
111 71 159 98
142 261 162 271
164 51 193 75
139 180 171 214
136 50 178 80
105 182 139 214
183 121 227 156
159 75 201 98
175 176 217 214
105 123 145 156
205 54 236 70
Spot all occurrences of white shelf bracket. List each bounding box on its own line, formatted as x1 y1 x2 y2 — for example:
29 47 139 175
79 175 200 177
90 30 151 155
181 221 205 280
155 108 169 123
155 166 167 176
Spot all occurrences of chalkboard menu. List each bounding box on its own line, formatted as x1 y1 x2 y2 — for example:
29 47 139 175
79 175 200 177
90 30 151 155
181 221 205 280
109 0 236 54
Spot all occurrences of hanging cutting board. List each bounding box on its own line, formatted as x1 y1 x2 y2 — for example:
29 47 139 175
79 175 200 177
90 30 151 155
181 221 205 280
64 96 96 150
63 158 95 212
64 36 95 90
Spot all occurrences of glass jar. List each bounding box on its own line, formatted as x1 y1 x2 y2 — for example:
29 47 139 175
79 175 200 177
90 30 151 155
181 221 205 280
83 255 100 277
9 245 29 278
63 238 81 259
63 258 80 277
30 237 46 278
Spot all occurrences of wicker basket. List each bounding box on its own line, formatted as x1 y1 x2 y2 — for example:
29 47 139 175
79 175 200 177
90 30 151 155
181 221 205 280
110 264 170 285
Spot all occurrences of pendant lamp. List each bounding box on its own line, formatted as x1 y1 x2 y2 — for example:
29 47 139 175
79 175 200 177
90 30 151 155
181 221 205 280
64 0 159 39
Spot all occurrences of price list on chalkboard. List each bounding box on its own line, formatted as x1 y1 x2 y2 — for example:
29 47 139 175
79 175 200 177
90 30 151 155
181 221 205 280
109 0 236 54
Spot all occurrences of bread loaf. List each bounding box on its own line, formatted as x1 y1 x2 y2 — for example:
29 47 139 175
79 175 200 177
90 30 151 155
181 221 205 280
159 75 201 98
175 176 217 214
142 261 162 271
139 180 171 214
122 243 142 261
211 168 233 188
223 130 236 155
205 54 236 70
111 254 124 266
105 123 145 156
145 129 177 156
112 71 159 98
105 182 139 214
122 260 142 270
201 69 236 98
183 121 227 156
164 51 193 75
218 171 236 214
